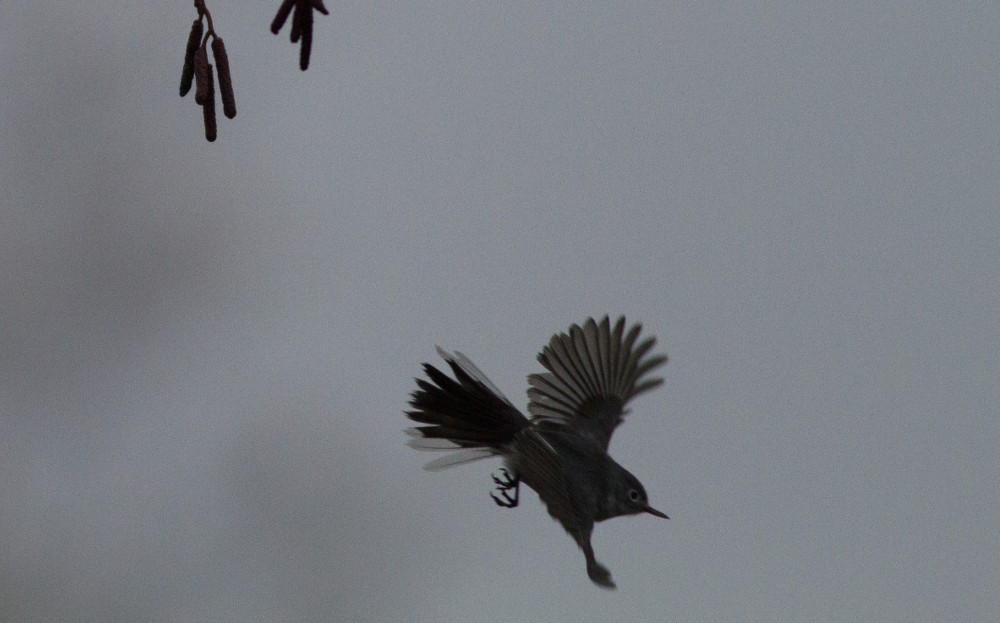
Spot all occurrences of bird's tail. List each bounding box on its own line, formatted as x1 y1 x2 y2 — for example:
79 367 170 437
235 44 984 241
406 347 530 470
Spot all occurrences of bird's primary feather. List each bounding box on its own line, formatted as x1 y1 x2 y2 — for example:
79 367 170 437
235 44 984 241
527 316 667 451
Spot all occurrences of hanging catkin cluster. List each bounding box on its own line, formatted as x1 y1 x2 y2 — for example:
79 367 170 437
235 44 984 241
271 0 330 71
179 0 236 142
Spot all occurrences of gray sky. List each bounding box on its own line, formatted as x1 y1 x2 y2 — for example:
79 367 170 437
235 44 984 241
2 1 998 621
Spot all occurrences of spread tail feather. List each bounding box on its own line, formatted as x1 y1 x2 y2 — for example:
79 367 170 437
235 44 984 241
406 348 530 468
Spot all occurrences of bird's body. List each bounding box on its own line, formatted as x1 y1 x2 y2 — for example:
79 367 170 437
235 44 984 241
406 316 668 589
514 426 634 524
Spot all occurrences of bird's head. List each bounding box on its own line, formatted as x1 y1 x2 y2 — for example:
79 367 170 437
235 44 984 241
599 466 669 521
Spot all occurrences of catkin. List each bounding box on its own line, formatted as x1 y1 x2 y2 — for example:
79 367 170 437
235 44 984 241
179 19 204 97
211 37 237 119
202 63 217 142
299 6 313 71
271 0 296 35
193 44 210 106
290 2 303 44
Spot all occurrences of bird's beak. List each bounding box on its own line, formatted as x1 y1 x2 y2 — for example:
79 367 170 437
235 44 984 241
644 505 669 519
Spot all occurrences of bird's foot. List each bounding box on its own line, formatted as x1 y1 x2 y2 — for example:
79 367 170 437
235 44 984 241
492 467 517 489
490 468 519 508
587 560 616 590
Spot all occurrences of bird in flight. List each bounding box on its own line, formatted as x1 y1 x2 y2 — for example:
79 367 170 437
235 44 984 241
406 315 669 589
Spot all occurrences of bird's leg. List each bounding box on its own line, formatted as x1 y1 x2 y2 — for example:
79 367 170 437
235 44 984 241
490 467 519 508
572 528 616 589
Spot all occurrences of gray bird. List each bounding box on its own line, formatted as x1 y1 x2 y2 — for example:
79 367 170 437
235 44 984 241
406 315 669 589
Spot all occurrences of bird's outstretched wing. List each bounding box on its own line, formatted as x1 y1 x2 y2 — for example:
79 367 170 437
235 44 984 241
526 316 667 451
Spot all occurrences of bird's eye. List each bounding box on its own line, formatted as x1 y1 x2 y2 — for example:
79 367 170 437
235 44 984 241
628 489 641 502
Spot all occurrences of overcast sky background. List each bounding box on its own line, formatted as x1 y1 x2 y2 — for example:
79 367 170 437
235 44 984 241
2 1 998 621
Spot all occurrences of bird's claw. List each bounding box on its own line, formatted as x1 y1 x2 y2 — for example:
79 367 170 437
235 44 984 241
491 489 518 507
492 467 517 489
490 468 519 508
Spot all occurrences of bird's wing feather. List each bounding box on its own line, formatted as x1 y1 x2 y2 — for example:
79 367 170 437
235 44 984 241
526 316 667 451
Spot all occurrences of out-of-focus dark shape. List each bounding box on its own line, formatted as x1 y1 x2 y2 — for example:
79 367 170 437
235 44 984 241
271 0 328 71
211 37 236 119
299 5 313 70
290 2 303 43
271 0 296 34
